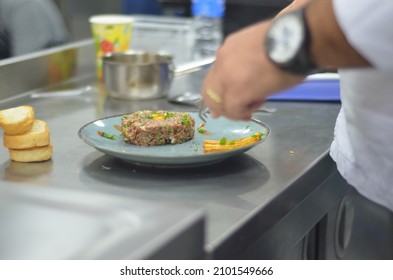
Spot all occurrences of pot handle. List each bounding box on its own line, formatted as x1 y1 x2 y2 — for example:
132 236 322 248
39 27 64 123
174 56 215 77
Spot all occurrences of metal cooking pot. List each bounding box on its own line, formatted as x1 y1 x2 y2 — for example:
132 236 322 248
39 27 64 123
102 50 214 100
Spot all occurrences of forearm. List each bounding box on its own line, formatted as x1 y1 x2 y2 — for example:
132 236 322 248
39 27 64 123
305 0 370 69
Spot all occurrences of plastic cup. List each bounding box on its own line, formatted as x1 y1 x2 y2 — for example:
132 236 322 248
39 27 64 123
89 14 133 79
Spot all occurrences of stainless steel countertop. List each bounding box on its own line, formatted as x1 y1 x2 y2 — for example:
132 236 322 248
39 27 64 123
0 75 341 256
0 16 343 259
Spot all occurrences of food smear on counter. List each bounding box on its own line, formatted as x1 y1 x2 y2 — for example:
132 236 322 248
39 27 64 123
121 110 195 146
203 132 264 153
0 105 53 162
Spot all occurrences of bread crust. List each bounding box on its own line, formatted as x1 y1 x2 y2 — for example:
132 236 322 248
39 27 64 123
9 143 53 162
0 106 35 135
4 120 50 149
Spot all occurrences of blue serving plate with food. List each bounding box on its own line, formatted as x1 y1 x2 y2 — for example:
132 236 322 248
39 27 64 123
78 112 270 167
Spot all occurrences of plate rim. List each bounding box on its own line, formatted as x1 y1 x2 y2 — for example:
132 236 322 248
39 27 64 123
78 112 271 164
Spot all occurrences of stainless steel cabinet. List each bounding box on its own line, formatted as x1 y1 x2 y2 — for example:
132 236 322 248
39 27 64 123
234 173 393 260
0 185 205 260
212 163 351 260
319 187 393 259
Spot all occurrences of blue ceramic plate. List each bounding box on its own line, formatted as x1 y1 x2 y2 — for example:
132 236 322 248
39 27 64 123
78 112 270 167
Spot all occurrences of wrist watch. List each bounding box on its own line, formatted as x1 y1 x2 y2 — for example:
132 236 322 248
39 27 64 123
265 8 321 75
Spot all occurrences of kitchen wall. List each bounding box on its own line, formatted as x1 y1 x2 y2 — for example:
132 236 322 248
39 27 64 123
54 0 291 42
54 0 122 41
223 0 291 35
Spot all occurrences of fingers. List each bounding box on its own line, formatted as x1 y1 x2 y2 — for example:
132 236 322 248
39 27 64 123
201 64 226 118
206 89 222 104
199 21 275 121
201 86 264 121
201 63 266 121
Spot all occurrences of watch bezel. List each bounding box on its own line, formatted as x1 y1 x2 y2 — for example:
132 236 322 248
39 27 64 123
265 8 321 75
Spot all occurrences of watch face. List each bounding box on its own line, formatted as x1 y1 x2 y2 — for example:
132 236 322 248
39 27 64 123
266 13 304 64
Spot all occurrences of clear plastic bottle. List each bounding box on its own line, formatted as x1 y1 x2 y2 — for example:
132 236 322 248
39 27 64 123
191 0 225 57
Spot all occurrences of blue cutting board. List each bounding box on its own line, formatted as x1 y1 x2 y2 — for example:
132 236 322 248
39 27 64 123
268 80 341 101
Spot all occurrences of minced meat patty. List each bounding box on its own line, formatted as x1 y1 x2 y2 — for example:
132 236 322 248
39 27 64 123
121 110 195 146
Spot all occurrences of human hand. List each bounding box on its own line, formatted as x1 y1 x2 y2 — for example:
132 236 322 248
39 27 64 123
201 21 305 121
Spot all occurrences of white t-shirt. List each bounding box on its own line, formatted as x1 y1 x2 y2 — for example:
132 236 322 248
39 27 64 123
330 0 393 212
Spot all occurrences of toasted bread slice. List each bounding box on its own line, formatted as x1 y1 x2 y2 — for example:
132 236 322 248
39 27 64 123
0 106 35 135
4 120 50 149
9 143 53 162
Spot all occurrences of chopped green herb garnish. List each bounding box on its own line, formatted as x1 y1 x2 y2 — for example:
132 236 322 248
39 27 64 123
181 114 190 125
219 137 227 145
197 127 207 134
229 140 235 145
252 132 262 138
164 112 176 119
98 131 116 140
196 122 208 134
